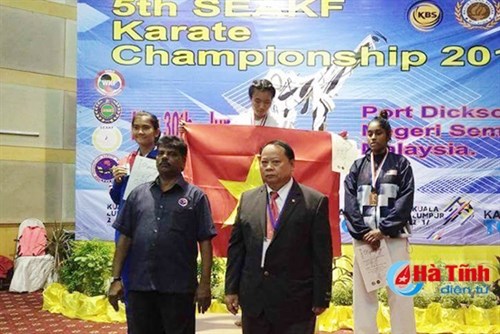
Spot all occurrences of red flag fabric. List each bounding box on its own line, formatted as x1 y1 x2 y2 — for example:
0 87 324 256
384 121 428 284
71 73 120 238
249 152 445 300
184 124 341 257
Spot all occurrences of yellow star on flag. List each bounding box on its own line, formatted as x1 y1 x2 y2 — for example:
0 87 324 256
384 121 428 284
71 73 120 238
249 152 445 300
219 155 263 226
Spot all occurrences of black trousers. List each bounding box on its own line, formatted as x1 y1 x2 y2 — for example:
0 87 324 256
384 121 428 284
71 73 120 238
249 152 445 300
127 291 195 334
242 311 316 334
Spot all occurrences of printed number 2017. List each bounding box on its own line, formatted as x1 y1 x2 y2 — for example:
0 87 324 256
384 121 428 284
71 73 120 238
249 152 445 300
441 46 492 67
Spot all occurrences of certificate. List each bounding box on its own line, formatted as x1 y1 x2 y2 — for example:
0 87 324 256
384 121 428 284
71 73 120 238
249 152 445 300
354 239 392 292
330 133 359 174
123 156 158 199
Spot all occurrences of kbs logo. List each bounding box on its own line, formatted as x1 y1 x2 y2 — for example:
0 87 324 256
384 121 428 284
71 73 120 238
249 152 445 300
408 1 443 31
455 0 500 30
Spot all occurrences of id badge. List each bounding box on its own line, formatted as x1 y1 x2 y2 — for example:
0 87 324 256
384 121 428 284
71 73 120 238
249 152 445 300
261 238 271 268
369 191 378 206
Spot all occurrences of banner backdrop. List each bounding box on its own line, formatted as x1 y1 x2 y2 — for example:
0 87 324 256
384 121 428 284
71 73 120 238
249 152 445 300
76 0 500 246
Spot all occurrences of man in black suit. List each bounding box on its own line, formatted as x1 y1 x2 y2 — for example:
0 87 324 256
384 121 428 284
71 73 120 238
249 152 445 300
224 140 332 334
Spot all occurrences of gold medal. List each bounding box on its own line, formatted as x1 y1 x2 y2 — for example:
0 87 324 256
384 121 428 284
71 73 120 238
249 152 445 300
369 191 378 206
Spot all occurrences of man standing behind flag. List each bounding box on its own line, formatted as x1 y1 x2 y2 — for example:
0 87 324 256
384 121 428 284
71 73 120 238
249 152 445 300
180 78 294 328
231 79 294 128
179 78 294 134
224 140 332 334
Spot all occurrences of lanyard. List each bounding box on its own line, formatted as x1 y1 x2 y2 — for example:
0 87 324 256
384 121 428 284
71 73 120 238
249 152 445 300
254 114 268 126
370 150 388 190
267 197 279 230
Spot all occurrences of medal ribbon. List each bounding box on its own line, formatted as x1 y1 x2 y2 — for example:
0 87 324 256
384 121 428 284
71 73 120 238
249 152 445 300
266 191 280 239
254 114 268 126
370 149 389 190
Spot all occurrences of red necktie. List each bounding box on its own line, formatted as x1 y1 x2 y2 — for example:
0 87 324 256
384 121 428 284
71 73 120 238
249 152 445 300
266 191 280 239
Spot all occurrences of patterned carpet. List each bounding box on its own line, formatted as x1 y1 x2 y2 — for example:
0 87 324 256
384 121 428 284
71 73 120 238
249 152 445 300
0 290 353 334
0 291 127 334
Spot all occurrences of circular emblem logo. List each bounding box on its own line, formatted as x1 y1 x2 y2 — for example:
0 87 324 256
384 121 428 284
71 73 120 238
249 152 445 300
95 70 125 96
92 126 123 153
408 1 443 31
178 198 189 207
386 261 424 297
91 154 119 183
456 0 499 29
93 97 122 124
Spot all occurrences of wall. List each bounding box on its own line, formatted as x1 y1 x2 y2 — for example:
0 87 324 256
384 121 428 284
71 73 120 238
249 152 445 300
0 0 77 258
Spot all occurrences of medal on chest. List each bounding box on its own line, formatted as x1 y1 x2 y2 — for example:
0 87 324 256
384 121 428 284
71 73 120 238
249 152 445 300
369 189 378 206
370 150 388 207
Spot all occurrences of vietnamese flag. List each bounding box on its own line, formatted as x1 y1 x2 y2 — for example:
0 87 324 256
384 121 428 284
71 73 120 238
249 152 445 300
183 124 341 257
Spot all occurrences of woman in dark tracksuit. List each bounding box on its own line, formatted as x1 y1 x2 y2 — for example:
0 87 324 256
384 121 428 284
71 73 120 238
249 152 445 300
109 111 160 332
344 110 417 334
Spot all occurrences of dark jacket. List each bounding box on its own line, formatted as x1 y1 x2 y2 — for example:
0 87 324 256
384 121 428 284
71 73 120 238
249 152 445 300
225 181 332 324
344 151 414 240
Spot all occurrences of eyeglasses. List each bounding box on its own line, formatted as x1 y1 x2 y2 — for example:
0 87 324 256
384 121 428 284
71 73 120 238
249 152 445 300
251 79 273 89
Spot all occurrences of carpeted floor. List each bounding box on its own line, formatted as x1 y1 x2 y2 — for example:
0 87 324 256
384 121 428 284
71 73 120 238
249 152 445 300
0 290 353 334
0 291 127 334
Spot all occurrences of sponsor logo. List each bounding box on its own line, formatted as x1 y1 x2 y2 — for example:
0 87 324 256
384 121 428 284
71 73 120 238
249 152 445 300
91 154 118 183
93 97 122 124
408 1 443 31
483 210 500 235
95 70 125 96
92 126 123 153
430 197 474 240
411 197 474 240
455 0 500 30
